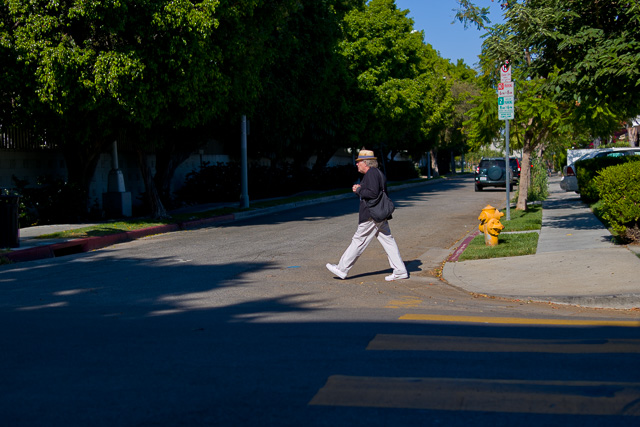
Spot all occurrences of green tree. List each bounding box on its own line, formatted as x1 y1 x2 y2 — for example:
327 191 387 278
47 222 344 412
458 0 616 210
521 0 640 132
2 0 225 217
434 59 481 175
247 0 363 170
1 0 302 217
338 0 452 165
457 0 640 134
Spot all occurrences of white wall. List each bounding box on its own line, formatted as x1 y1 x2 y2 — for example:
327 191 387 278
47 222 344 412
0 150 66 189
1 149 230 211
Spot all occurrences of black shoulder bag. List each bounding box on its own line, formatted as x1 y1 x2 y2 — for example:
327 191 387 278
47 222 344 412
365 168 395 222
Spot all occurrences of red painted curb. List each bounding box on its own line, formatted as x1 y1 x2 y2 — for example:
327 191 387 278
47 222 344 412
2 214 240 264
2 246 54 263
448 229 480 262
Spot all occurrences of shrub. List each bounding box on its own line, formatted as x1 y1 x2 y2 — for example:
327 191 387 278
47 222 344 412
12 175 89 227
575 156 640 203
594 161 640 241
528 154 549 201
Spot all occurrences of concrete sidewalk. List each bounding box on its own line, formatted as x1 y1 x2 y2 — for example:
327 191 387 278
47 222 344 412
443 176 640 310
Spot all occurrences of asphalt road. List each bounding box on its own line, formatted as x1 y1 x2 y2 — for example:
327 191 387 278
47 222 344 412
1 176 639 426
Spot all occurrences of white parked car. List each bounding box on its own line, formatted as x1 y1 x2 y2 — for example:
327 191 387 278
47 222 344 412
560 147 640 192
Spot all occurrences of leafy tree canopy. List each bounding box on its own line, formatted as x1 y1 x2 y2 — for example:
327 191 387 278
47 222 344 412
339 0 453 155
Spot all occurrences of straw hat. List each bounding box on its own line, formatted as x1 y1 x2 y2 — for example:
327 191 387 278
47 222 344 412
355 149 376 162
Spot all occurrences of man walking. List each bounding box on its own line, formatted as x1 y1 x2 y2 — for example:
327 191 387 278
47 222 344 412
326 149 408 281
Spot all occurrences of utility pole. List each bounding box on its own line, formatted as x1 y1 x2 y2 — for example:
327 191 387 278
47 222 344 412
498 61 514 220
240 115 249 209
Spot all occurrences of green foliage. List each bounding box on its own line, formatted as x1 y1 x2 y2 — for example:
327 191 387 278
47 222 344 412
453 0 492 30
479 0 640 135
1 0 486 216
576 156 640 203
248 0 361 162
462 82 502 150
338 0 454 153
465 148 503 168
11 176 91 227
528 154 549 201
594 161 640 240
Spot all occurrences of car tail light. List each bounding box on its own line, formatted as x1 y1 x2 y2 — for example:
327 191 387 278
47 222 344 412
475 165 479 173
566 166 575 176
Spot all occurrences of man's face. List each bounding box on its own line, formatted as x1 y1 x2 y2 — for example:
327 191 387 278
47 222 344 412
356 160 367 174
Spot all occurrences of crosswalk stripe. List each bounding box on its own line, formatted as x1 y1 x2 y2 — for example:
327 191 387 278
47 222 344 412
309 375 640 415
366 334 640 353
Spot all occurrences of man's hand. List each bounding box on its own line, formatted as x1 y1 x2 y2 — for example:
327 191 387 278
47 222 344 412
352 184 361 193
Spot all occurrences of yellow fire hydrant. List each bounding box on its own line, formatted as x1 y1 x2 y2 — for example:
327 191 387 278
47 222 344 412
478 205 504 246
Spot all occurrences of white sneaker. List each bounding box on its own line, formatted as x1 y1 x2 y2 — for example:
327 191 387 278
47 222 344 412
326 263 347 280
385 272 409 281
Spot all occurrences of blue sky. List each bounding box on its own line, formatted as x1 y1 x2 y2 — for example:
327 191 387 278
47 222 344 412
394 0 504 68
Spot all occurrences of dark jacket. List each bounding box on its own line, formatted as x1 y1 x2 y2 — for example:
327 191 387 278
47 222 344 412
356 167 389 223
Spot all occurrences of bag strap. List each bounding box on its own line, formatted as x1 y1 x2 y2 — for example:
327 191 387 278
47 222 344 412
376 167 387 193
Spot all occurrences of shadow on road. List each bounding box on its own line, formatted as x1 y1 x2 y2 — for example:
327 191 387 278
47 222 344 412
1 250 639 426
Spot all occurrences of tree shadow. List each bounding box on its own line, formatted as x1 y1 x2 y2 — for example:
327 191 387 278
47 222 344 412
0 252 638 426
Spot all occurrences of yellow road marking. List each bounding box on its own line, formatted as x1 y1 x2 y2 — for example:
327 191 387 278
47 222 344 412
399 313 640 327
309 375 640 415
385 296 422 309
367 334 640 353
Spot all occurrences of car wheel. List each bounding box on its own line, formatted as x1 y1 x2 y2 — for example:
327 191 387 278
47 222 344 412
509 183 514 192
475 183 483 192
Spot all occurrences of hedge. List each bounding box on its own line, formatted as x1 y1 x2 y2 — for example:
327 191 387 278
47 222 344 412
594 161 640 240
575 156 640 203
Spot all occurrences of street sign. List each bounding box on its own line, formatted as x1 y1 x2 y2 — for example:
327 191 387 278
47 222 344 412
498 96 514 120
497 81 514 97
500 63 511 82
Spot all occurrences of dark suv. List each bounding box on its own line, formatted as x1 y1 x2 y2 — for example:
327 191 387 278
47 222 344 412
474 157 521 191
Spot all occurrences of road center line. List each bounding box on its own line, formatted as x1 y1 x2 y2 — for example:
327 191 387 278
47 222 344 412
399 313 640 327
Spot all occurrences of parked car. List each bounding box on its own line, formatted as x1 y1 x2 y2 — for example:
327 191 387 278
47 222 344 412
474 157 521 191
560 147 640 192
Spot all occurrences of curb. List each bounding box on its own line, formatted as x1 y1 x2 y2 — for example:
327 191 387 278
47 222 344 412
447 229 480 262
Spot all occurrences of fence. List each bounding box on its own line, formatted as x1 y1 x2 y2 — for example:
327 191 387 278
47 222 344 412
0 127 58 150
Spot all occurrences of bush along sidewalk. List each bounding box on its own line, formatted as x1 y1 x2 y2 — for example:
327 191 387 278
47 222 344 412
593 160 640 244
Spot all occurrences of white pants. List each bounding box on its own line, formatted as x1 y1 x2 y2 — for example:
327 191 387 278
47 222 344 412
337 220 407 276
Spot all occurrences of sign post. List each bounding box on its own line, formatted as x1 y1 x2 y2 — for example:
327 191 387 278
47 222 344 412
499 62 513 220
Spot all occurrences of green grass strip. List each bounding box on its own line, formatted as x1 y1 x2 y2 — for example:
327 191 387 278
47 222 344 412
37 220 171 239
501 204 542 232
459 232 539 261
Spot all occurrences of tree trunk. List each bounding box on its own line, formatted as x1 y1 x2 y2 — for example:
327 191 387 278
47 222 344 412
136 148 168 219
430 148 440 177
516 132 534 211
